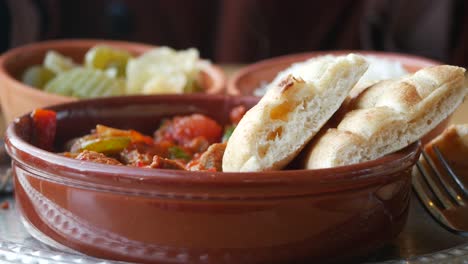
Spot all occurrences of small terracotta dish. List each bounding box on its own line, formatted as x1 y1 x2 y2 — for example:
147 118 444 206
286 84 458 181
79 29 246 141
5 95 420 264
0 39 226 125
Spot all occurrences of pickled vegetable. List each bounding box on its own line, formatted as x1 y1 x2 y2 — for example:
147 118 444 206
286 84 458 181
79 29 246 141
44 51 75 74
183 78 202 93
126 47 200 94
44 68 125 98
21 66 55 89
141 72 187 94
84 45 132 77
21 45 205 97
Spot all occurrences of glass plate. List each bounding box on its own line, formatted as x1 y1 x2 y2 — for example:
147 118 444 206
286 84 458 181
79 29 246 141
2 195 468 264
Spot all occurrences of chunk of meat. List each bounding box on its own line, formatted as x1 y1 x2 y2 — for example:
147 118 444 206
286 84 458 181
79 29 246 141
120 148 153 167
76 150 122 165
188 143 226 171
148 155 186 170
120 142 169 167
185 136 210 154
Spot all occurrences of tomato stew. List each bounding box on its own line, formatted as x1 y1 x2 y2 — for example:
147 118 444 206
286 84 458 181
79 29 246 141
31 106 246 171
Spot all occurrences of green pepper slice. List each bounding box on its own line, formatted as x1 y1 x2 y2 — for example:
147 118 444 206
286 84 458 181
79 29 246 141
81 136 131 154
222 125 236 143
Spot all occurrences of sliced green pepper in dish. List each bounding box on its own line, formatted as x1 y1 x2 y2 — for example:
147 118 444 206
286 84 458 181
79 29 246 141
80 136 131 154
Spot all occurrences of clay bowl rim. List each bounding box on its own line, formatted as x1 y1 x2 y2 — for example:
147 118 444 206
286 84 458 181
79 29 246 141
5 94 421 198
0 38 226 98
227 50 443 95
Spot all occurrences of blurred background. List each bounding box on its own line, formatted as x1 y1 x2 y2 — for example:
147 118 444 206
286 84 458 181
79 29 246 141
1 0 467 66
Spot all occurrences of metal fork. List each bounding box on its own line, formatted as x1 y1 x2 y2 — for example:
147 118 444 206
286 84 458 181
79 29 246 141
412 146 468 235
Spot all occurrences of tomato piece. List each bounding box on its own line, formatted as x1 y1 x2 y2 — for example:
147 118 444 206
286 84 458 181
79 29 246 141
31 109 57 151
156 114 222 146
173 114 222 144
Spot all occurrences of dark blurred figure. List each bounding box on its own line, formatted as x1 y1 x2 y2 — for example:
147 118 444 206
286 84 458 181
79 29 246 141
1 0 221 59
1 0 467 66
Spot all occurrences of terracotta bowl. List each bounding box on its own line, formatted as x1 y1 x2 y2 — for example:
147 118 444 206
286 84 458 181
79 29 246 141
228 51 447 145
5 95 421 264
0 39 226 125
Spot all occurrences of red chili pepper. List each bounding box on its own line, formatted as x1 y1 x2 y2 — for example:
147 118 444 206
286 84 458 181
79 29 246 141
31 109 57 151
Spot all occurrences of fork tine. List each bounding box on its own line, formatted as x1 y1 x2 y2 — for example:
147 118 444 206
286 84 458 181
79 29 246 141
434 146 468 195
412 164 447 221
413 164 442 208
413 164 468 235
422 148 466 206
417 150 457 209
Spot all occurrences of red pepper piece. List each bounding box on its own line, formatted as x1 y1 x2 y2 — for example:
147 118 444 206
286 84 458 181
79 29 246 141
31 109 57 151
